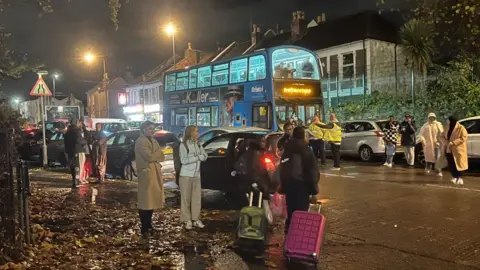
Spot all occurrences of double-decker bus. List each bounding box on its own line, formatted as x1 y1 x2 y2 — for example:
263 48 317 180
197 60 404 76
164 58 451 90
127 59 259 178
163 45 323 135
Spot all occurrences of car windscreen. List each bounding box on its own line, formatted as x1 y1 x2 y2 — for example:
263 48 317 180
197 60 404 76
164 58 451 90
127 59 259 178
103 123 129 132
154 133 179 147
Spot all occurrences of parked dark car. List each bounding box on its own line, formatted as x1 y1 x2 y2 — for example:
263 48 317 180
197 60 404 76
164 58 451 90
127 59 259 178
199 131 279 193
105 130 179 180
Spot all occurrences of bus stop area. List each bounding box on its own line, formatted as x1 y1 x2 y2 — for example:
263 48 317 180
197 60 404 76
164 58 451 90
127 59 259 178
1 161 478 269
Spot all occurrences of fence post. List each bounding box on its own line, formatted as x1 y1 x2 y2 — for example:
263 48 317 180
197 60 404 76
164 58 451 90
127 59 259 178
21 160 32 244
16 161 25 246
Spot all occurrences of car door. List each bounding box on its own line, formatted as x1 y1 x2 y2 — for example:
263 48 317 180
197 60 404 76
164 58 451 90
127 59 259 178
105 134 119 173
341 122 357 155
200 134 233 191
110 133 135 170
47 132 63 162
462 119 480 159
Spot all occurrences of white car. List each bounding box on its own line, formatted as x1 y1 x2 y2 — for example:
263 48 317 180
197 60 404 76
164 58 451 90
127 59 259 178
324 119 403 162
416 116 480 165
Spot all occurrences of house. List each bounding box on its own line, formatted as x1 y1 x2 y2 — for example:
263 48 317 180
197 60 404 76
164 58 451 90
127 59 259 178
254 10 409 108
19 94 85 123
122 43 217 122
86 77 128 118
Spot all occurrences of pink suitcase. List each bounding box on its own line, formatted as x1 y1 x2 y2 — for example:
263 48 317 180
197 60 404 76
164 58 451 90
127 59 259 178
284 203 325 265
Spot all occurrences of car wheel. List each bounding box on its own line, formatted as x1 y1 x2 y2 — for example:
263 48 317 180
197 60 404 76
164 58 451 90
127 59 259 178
415 144 426 167
359 146 374 162
123 161 137 181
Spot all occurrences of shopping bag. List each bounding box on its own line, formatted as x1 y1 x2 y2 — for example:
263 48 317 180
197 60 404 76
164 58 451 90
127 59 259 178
270 193 287 218
263 200 274 224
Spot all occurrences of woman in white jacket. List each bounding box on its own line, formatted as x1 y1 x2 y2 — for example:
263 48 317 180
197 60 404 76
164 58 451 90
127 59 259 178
179 125 208 230
419 112 444 176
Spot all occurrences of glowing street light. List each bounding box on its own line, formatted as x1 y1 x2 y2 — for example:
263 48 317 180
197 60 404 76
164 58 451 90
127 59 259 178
84 52 95 63
165 23 176 35
13 98 20 104
164 22 177 67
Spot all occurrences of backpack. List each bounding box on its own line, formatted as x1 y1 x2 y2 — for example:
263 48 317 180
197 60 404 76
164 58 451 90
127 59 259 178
279 152 304 183
173 141 189 185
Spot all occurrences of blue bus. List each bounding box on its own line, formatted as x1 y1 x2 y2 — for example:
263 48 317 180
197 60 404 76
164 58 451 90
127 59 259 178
163 45 323 135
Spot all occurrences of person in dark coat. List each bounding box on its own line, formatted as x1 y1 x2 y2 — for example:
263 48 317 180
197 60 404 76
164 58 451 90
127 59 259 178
91 123 107 183
276 122 294 155
64 120 88 188
280 126 319 233
400 114 417 167
234 137 272 196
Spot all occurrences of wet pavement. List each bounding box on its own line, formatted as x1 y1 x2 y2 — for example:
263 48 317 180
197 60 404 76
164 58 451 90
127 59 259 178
26 161 480 270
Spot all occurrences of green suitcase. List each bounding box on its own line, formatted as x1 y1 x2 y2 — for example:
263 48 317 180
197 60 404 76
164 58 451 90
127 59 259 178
237 191 267 243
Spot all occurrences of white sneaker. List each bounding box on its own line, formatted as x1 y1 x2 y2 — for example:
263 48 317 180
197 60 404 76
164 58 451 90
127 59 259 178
385 163 392 168
425 169 431 174
456 178 464 185
331 167 341 171
185 221 193 230
193 220 205 228
450 178 458 184
437 172 443 177
383 162 388 166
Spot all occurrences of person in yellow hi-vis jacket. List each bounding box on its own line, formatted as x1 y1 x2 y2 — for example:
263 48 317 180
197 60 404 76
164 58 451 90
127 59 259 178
316 113 342 170
308 115 326 167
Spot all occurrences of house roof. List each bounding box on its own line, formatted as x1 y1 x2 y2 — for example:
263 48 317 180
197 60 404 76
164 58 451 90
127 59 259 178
87 77 128 94
255 11 400 51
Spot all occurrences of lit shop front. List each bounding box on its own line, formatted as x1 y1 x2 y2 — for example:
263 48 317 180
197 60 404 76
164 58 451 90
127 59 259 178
122 104 163 122
144 103 163 123
123 104 144 121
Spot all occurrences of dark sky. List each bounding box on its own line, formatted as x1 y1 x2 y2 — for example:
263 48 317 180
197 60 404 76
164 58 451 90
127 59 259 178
1 0 397 102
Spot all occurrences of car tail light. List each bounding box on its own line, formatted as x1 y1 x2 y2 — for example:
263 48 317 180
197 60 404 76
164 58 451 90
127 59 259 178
374 131 384 137
263 156 275 171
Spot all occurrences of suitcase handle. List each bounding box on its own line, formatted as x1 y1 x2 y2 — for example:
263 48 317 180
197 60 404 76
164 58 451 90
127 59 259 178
248 191 263 208
308 202 322 213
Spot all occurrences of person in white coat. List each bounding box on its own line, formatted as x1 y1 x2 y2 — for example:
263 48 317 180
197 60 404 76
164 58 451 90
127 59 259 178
419 112 444 176
179 125 208 230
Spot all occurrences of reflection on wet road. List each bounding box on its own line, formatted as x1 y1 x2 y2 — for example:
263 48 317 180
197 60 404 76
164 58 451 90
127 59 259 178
29 161 480 269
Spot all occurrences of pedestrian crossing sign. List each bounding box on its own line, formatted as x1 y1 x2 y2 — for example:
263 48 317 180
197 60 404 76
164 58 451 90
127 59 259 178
30 77 52 96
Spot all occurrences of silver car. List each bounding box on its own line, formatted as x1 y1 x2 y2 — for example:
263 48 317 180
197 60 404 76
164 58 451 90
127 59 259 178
326 119 403 162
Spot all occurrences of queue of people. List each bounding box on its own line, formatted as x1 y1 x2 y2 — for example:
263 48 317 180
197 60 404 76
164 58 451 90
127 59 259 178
64 119 108 188
383 113 469 185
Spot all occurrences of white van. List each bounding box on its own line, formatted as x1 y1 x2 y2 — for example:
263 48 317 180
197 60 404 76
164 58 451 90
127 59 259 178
85 118 129 136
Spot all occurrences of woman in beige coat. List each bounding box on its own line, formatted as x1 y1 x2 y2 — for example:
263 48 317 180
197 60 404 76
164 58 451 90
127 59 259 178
135 121 165 237
441 116 468 185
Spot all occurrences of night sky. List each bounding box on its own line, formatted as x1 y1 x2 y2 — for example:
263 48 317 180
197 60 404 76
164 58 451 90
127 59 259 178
1 0 402 102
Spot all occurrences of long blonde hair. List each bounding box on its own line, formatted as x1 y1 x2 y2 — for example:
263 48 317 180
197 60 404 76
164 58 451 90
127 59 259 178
183 125 198 142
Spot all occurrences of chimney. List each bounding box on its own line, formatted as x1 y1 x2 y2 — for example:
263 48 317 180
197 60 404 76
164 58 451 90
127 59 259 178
124 65 134 82
251 24 262 44
291 10 307 38
317 13 326 24
184 42 200 65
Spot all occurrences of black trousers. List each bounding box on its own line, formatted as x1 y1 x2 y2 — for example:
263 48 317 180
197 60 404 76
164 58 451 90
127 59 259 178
310 139 326 165
446 153 463 178
139 210 153 236
284 182 311 232
68 154 79 187
330 143 341 168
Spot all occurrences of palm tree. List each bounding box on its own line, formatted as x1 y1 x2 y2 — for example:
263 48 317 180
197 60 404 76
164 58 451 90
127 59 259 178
399 19 436 106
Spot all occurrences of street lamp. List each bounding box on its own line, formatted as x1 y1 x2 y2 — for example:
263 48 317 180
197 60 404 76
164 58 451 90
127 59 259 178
52 73 60 98
164 23 176 67
84 52 107 80
83 51 109 117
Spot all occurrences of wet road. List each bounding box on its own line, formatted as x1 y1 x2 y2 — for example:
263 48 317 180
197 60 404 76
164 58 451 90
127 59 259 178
29 161 480 270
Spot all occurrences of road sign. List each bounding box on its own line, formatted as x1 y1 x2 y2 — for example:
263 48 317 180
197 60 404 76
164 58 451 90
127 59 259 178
30 77 52 97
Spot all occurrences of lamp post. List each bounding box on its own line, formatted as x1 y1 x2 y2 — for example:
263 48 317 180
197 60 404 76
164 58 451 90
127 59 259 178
165 23 176 67
84 52 109 117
